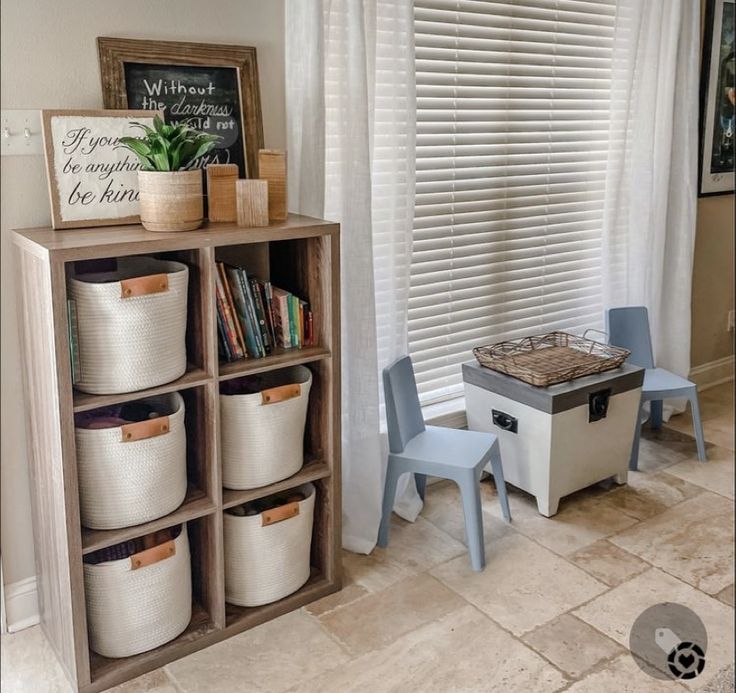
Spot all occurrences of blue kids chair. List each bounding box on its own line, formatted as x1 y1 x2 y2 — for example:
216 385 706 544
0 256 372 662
377 356 511 572
606 306 707 470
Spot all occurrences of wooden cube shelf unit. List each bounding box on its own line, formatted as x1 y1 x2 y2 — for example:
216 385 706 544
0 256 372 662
12 215 342 693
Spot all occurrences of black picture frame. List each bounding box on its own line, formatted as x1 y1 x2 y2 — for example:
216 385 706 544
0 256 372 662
699 0 735 196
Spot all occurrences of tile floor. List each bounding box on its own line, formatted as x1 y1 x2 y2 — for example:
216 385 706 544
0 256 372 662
2 383 734 693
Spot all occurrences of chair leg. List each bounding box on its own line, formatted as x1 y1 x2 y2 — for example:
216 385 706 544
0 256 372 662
489 442 511 522
458 470 485 572
629 401 644 471
377 465 402 548
688 391 707 462
650 400 663 430
415 473 427 501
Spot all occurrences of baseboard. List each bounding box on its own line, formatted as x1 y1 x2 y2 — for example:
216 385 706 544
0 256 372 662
689 355 735 391
4 575 39 633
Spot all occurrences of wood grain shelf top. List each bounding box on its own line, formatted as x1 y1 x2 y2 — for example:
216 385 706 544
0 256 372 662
222 461 330 510
81 486 215 555
218 346 331 381
13 214 339 261
72 367 212 413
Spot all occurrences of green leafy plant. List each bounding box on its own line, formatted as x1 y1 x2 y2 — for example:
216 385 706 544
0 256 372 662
118 115 221 172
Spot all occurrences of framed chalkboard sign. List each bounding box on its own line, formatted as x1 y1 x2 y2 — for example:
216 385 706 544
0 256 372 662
97 37 264 179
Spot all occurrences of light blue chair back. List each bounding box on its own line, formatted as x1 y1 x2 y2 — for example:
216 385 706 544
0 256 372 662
383 356 426 454
606 306 655 369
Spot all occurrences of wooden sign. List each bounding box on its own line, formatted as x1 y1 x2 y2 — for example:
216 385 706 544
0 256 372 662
258 150 287 221
206 164 238 222
98 37 264 179
236 179 269 227
41 109 161 230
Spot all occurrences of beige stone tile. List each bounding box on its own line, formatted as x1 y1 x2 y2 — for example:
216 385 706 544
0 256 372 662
638 426 705 472
568 539 650 587
609 470 704 520
665 445 734 500
421 478 515 545
1 626 74 693
700 663 735 693
287 605 567 693
304 582 369 617
342 515 465 593
317 573 465 656
716 583 734 607
574 568 735 691
486 484 639 556
431 531 607 636
109 670 180 693
165 609 349 693
609 492 734 595
564 654 688 692
522 613 623 678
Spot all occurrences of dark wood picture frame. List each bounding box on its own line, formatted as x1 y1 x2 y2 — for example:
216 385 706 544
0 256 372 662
97 37 264 178
699 0 735 196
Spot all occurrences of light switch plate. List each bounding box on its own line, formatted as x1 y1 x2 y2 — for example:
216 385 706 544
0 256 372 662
1 110 43 156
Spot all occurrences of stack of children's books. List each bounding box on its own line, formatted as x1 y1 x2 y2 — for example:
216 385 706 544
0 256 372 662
215 262 315 362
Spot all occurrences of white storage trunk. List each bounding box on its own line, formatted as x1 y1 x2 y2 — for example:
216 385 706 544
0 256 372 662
68 256 188 395
220 366 312 490
84 525 192 658
224 483 315 607
463 361 644 516
75 392 187 530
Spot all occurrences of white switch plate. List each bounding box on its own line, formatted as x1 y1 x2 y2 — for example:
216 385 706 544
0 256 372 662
1 110 43 156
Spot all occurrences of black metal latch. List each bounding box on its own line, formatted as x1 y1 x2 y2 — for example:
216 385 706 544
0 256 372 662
588 388 611 422
492 409 518 433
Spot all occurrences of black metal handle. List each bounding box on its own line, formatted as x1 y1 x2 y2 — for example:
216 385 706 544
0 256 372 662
588 388 611 422
492 409 518 433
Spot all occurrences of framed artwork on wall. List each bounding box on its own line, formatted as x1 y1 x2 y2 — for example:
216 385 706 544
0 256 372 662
41 109 162 229
699 0 735 196
97 37 264 179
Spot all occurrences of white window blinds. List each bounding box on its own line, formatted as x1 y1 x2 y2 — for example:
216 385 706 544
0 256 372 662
410 0 616 404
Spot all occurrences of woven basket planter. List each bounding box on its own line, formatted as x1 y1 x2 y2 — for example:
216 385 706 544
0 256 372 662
75 392 187 530
220 366 312 490
68 256 188 395
84 525 192 658
224 483 315 607
138 170 204 233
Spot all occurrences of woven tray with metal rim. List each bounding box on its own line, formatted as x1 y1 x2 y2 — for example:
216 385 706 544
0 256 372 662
472 331 630 387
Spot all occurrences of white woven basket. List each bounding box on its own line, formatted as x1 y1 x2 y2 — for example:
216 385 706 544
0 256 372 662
224 483 315 607
220 366 312 490
84 525 192 658
68 256 189 395
76 392 187 530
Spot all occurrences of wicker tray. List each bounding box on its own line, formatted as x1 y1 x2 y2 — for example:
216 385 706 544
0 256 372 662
473 331 630 387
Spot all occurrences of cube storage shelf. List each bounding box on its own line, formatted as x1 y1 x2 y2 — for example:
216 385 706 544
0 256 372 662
13 215 342 693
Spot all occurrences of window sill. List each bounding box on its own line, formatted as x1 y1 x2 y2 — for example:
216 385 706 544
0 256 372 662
423 396 467 429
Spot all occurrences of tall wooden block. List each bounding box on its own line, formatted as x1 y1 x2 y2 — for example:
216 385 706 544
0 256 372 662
236 179 269 227
258 150 287 221
206 165 238 222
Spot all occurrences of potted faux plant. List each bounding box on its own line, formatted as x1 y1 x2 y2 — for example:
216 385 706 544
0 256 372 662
119 116 220 232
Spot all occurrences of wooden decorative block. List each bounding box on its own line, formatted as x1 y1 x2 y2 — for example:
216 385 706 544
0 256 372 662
206 165 239 223
258 150 287 221
236 179 269 227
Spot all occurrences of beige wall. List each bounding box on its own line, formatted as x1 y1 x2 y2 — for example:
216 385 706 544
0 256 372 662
0 0 285 585
692 195 735 367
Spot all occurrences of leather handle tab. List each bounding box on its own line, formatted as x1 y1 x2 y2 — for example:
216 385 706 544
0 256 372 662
120 274 169 299
261 501 300 527
261 383 301 405
121 416 170 442
130 540 176 570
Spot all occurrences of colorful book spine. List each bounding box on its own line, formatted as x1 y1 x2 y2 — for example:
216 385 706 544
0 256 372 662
239 269 265 358
215 268 243 360
306 309 314 346
250 277 272 354
225 266 259 359
262 281 278 347
218 263 246 359
216 310 232 362
272 287 292 348
287 294 300 348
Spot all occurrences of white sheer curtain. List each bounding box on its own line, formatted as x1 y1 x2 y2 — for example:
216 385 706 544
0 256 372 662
603 0 700 386
286 0 419 554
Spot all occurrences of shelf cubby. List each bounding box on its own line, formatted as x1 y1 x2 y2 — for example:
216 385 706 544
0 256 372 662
13 215 341 693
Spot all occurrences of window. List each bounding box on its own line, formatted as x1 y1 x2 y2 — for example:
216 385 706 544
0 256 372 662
410 0 616 404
